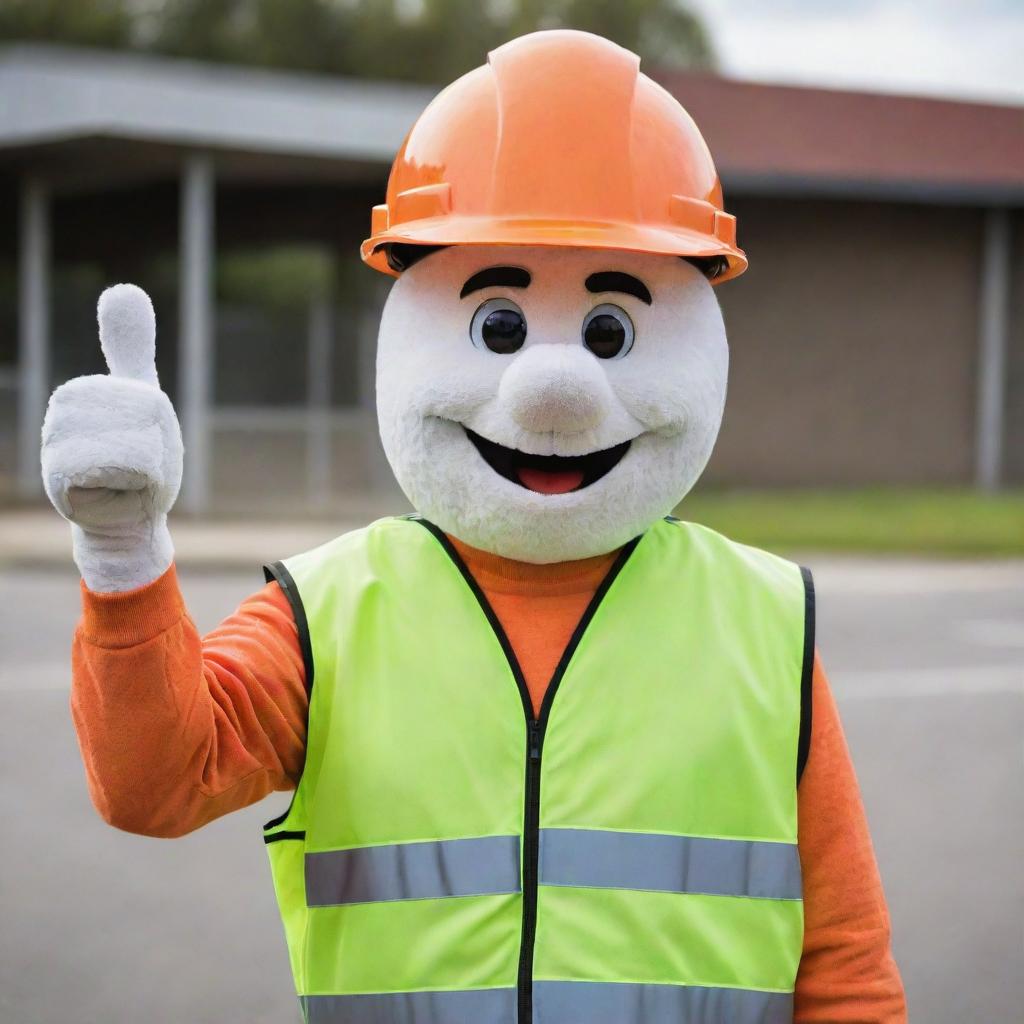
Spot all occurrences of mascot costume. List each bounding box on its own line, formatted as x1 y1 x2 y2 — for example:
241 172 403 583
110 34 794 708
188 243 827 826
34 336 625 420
42 31 905 1024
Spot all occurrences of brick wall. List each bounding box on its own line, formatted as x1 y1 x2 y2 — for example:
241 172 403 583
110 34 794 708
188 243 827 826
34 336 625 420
708 196 985 486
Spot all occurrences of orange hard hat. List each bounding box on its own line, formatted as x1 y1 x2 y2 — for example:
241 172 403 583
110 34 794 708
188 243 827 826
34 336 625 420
361 30 746 283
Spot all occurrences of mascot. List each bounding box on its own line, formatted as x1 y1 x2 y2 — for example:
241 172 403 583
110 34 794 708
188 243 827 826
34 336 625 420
42 31 905 1024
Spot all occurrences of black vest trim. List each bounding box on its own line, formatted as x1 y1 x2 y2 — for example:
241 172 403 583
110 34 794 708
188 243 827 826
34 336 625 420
261 560 315 834
411 518 534 720
264 829 306 845
796 566 816 785
265 559 315 697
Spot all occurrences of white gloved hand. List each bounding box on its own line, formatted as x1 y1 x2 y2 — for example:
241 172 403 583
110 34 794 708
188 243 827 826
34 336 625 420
41 284 184 593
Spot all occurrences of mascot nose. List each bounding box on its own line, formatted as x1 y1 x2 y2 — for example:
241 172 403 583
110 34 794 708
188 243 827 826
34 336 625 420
499 345 613 434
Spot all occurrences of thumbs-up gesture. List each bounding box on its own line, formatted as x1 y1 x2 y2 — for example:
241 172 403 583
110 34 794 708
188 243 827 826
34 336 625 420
41 285 183 592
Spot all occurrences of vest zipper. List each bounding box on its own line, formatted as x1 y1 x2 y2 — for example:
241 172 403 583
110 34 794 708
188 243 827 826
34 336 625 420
527 720 542 761
411 519 641 1024
517 719 543 1022
514 540 640 1024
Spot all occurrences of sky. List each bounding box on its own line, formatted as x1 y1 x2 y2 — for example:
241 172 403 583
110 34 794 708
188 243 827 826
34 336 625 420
689 0 1024 105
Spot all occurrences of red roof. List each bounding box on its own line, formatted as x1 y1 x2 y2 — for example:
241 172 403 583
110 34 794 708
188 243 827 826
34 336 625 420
653 71 1024 200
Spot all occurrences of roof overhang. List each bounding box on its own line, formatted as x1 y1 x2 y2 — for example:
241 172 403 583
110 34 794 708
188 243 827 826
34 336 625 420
3 44 1023 206
0 44 433 163
655 69 1024 206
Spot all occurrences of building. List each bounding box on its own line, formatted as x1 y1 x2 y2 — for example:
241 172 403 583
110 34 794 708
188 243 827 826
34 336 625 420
2 44 1021 514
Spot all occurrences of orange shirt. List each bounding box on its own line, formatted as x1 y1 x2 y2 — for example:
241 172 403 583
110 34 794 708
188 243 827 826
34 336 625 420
71 545 905 1022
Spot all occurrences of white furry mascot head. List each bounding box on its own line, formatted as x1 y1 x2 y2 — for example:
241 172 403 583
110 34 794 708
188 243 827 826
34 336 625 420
365 30 746 563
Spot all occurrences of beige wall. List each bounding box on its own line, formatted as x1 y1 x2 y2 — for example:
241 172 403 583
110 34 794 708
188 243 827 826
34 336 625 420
707 197 984 486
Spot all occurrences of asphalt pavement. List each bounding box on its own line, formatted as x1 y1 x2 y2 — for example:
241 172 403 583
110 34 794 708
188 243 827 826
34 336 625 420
1 555 1021 1022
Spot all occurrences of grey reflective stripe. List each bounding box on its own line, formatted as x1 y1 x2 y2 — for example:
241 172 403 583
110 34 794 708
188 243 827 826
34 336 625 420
539 828 802 901
533 981 793 1024
305 834 521 906
303 987 517 1024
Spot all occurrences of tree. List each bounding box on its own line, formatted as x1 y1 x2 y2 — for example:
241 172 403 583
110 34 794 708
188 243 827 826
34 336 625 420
0 0 715 81
0 0 133 49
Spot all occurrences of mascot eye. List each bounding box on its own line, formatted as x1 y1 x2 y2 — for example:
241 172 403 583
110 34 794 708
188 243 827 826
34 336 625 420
470 298 527 354
582 304 634 359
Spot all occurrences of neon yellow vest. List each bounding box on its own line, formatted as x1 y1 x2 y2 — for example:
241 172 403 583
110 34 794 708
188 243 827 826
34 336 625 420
263 516 813 1024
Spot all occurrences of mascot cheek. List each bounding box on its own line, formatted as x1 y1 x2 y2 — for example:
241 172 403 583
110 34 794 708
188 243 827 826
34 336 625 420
375 284 500 516
612 283 729 443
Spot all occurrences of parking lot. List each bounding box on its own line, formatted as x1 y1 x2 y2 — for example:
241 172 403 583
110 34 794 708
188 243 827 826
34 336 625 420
2 556 1022 1022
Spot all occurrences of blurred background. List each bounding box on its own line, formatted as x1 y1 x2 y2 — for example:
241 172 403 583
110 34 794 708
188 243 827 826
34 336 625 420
0 2 1021 1022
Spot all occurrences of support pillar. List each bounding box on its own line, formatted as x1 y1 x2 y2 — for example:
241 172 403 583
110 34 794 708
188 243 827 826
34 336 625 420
975 208 1011 492
17 178 50 499
178 154 215 514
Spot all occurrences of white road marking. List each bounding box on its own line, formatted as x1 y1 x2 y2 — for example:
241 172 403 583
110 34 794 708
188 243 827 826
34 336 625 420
833 665 1023 700
959 619 1024 649
812 559 1024 595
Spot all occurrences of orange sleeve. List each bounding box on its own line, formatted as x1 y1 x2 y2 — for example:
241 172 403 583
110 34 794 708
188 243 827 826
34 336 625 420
795 654 906 1021
71 564 308 838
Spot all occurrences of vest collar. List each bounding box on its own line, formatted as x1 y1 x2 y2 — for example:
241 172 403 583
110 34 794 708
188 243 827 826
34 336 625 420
445 534 621 596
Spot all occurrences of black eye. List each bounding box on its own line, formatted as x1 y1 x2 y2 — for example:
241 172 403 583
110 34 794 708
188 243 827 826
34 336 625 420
470 298 527 354
582 303 634 359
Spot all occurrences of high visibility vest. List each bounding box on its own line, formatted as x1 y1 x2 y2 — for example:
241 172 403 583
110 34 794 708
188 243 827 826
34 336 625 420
262 516 814 1024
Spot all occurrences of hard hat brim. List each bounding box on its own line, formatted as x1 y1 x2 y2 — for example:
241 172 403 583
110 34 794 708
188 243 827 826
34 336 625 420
361 217 747 283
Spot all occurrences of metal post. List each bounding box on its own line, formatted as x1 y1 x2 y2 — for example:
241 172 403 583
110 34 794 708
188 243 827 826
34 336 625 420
178 154 215 514
307 291 333 509
17 178 50 499
975 208 1011 492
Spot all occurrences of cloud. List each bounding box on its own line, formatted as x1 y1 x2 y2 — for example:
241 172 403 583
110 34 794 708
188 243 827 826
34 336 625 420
691 0 1024 104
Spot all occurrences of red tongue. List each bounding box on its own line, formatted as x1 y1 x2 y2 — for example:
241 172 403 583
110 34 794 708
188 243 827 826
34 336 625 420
516 466 585 494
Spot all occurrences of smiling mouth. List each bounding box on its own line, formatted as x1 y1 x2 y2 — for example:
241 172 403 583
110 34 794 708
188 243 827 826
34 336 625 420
464 428 631 494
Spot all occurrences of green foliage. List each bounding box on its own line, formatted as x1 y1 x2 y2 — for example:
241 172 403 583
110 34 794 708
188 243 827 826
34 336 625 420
217 246 336 308
0 0 133 47
678 487 1024 557
0 0 714 80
